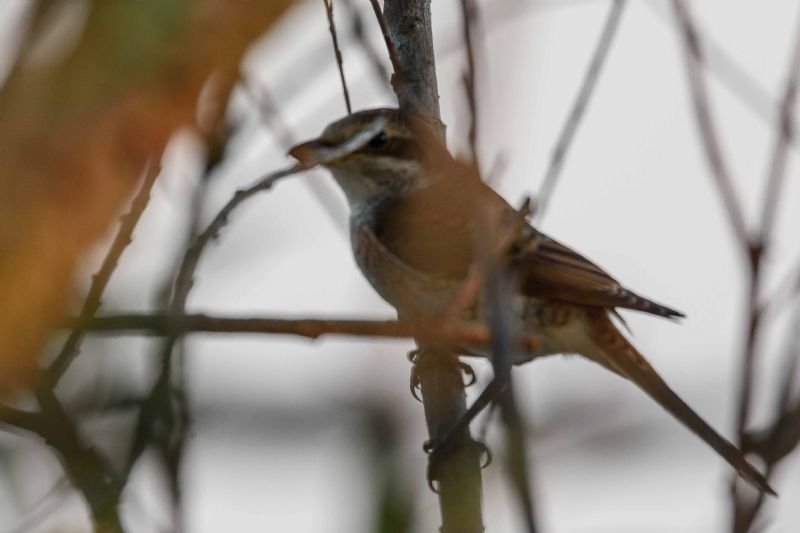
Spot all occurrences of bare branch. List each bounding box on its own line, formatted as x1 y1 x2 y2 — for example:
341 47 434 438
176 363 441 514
239 76 349 231
46 163 160 384
458 0 481 164
383 0 443 131
758 14 800 245
240 76 296 150
368 0 404 80
66 312 542 352
670 0 749 250
341 0 392 90
323 0 352 114
2 390 125 532
535 0 627 222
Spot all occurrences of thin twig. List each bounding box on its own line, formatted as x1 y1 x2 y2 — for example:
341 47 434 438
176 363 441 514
341 0 393 90
323 0 352 114
124 114 389 475
46 163 160 384
239 75 349 232
671 0 749 250
458 0 481 165
645 0 800 150
758 14 800 246
535 0 627 222
240 76 296 150
368 0 403 79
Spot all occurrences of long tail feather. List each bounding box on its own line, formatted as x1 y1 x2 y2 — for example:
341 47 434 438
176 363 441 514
585 312 775 495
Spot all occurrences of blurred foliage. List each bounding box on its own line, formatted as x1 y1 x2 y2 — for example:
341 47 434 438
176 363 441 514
0 0 292 394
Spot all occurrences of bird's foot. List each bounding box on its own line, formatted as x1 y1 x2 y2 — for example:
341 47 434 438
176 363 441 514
409 351 477 402
424 438 492 492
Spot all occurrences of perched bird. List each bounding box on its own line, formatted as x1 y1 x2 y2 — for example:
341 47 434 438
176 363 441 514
289 107 773 494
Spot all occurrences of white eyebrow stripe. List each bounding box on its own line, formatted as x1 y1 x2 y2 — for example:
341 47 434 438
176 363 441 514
313 115 389 164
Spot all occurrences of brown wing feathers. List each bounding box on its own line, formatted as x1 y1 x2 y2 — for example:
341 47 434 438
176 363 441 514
373 171 683 320
511 233 685 319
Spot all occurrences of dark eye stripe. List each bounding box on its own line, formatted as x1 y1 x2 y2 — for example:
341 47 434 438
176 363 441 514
357 138 418 160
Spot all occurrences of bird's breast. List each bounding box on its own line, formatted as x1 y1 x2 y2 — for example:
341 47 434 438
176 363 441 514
350 217 463 319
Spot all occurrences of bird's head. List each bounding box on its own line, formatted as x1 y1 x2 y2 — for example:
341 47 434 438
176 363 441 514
289 108 439 208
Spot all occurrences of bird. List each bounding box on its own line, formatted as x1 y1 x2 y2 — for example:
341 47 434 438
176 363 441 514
288 107 774 494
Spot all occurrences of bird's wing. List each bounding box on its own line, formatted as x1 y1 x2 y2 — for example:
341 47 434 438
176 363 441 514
509 227 684 319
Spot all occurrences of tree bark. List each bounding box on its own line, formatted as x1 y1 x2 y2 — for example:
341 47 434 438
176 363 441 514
383 2 484 531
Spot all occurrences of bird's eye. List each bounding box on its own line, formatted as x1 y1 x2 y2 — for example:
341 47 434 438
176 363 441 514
368 131 388 149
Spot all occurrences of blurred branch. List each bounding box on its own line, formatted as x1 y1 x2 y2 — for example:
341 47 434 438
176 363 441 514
5 476 71 533
482 227 537 533
125 122 231 528
240 76 349 231
323 0 352 114
535 0 627 221
758 19 800 248
67 312 541 351
241 77 296 149
669 2 800 531
341 0 392 91
2 392 124 533
428 198 539 532
645 0 800 151
736 30 800 517
670 0 749 249
124 113 394 489
45 163 161 384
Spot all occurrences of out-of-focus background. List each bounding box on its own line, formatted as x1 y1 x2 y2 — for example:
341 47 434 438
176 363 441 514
1 0 799 532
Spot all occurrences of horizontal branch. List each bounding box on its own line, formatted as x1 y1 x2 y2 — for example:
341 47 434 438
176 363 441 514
64 313 540 351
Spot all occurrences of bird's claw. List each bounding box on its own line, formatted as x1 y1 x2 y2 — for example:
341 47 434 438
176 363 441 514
476 440 492 469
424 437 492 493
457 360 477 387
409 351 474 402
409 350 423 402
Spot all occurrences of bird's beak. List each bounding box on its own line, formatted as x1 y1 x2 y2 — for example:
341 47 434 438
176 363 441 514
288 139 324 166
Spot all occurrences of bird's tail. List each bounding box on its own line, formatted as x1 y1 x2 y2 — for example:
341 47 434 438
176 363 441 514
584 311 775 495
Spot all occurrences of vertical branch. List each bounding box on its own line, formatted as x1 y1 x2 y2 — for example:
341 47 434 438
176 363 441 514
728 9 800 533
382 1 483 532
323 0 352 115
484 262 538 532
383 0 443 135
368 0 403 78
670 0 749 249
535 0 627 221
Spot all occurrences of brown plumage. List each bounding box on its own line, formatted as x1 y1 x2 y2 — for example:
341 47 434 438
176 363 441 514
289 108 774 495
